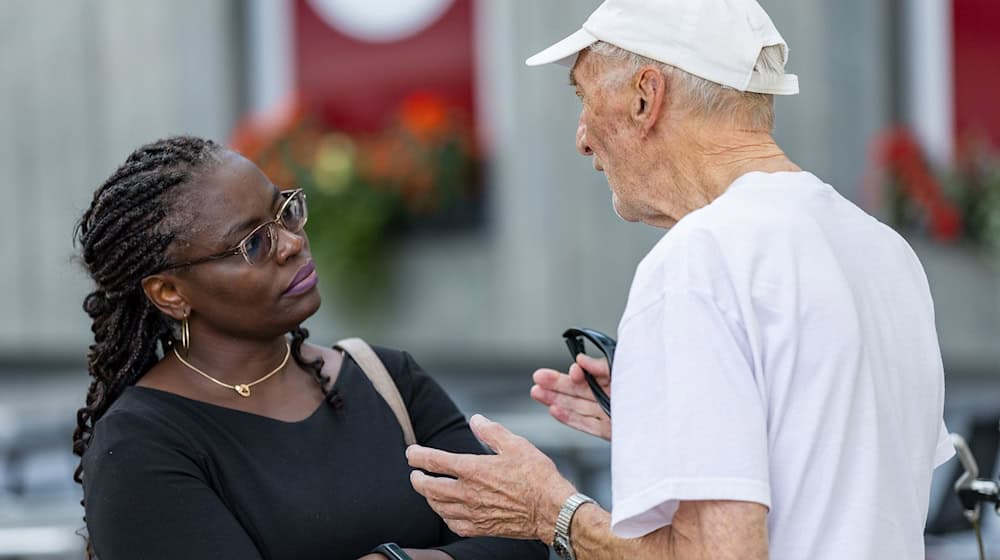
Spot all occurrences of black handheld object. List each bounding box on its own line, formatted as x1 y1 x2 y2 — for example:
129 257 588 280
371 543 412 560
562 327 616 418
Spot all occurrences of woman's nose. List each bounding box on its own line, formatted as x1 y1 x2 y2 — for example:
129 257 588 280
576 122 593 156
274 225 305 264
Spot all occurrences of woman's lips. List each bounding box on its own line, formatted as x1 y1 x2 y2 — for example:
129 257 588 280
284 260 318 296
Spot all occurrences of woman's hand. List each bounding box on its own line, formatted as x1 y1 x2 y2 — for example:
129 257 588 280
530 354 611 441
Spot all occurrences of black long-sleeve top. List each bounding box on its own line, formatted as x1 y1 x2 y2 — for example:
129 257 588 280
83 347 549 560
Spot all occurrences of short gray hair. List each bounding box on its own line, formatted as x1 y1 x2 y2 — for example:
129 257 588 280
588 41 783 131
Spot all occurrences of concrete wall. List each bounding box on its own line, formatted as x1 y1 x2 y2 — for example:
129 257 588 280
316 0 662 361
306 0 899 363
0 0 242 360
5 0 995 376
766 0 892 202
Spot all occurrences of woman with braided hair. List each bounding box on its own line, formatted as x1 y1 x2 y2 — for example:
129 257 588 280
73 135 548 560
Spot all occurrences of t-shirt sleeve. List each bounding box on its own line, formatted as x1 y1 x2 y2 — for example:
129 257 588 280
384 350 550 560
610 288 771 538
934 420 956 468
83 411 263 559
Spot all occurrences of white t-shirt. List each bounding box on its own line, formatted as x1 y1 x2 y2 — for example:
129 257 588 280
610 171 954 559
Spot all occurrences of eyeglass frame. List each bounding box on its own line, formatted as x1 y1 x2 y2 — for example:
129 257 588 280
162 188 307 271
562 327 616 418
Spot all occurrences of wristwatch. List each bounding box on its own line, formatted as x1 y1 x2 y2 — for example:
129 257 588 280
552 493 596 560
371 542 413 560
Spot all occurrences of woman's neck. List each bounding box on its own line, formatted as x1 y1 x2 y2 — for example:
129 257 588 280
178 330 291 386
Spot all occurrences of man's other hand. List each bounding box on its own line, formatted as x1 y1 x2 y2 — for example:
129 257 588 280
531 354 611 440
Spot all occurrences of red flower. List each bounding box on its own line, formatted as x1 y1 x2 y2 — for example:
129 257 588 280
870 127 963 242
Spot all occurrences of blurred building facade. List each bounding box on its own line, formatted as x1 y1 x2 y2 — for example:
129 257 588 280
1 0 999 556
0 0 245 360
8 0 990 369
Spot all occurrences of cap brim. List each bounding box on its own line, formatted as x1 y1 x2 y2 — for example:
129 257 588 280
746 72 800 95
525 28 598 68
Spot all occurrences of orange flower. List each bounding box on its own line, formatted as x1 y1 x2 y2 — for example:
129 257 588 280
399 92 449 142
229 94 306 159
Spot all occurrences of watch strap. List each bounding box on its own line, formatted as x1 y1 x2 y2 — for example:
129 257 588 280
371 542 412 560
553 492 596 558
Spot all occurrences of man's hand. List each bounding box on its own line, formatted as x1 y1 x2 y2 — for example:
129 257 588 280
531 354 611 440
407 415 576 542
408 415 769 560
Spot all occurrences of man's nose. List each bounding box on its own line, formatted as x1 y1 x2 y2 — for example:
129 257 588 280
576 122 593 156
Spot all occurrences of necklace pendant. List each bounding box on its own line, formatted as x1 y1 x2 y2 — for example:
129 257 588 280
235 384 251 398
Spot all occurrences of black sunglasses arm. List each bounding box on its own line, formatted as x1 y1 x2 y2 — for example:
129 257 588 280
562 327 615 418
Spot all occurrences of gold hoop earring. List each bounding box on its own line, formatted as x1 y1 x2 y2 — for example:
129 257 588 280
181 314 190 354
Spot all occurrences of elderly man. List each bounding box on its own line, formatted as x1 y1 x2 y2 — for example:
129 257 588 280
407 0 954 558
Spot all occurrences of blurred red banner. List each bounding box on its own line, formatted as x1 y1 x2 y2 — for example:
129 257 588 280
293 0 476 134
953 0 1000 148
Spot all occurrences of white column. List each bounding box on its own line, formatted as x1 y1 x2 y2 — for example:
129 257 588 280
904 0 954 166
247 0 294 114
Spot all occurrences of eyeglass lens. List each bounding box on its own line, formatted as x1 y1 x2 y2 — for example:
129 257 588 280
280 192 307 230
242 192 307 265
242 225 275 265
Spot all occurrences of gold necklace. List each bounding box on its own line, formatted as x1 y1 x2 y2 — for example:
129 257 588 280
173 343 291 398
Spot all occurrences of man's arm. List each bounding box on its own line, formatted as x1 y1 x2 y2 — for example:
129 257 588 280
570 499 768 560
407 415 768 560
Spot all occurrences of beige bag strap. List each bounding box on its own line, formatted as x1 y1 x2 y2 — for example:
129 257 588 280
334 337 416 446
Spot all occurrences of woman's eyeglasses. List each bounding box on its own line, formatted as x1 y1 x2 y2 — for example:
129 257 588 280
164 189 308 270
562 327 616 418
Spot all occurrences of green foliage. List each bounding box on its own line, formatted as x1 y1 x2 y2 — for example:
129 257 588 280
236 97 481 318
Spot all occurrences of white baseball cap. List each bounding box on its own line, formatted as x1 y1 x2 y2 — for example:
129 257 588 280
525 0 799 95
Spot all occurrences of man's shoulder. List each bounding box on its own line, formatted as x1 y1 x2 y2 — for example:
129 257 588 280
640 213 732 273
628 219 739 315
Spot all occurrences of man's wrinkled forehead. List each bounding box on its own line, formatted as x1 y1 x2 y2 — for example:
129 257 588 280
568 49 593 88
570 49 629 91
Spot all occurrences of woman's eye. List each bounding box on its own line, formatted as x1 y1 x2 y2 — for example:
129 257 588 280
283 199 304 226
243 230 265 258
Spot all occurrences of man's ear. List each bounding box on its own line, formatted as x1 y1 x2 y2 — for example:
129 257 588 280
632 66 667 137
141 274 189 320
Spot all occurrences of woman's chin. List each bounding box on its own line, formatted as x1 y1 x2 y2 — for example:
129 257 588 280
283 289 323 329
